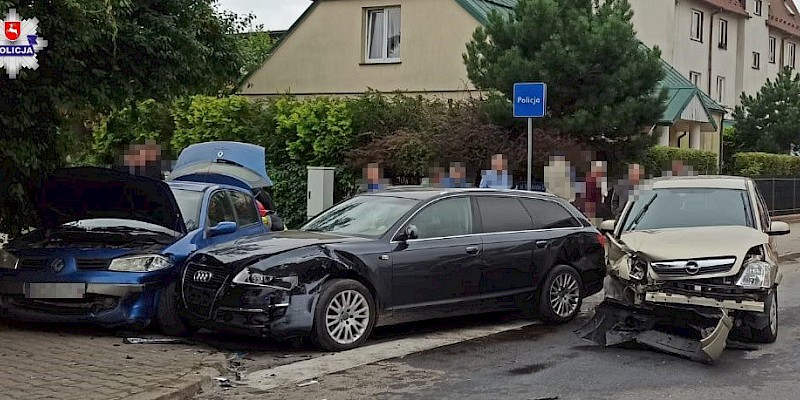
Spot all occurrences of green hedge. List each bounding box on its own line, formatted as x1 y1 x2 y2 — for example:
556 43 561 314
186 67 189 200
732 152 800 177
643 146 719 177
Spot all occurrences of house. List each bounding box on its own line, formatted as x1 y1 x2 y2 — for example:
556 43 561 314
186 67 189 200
239 0 726 158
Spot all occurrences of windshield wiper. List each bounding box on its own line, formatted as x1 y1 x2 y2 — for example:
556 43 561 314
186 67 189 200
629 193 658 231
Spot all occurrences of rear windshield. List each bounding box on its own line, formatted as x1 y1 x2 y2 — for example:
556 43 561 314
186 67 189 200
623 187 753 231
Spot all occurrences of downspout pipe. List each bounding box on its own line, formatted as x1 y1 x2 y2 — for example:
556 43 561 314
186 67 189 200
708 9 722 94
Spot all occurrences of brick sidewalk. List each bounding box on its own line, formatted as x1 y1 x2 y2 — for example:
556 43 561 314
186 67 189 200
0 322 225 400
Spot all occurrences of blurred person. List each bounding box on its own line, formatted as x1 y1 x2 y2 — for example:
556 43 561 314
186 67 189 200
609 163 644 218
479 153 512 189
365 162 383 192
670 160 690 177
441 162 468 188
119 140 164 180
543 155 575 202
429 165 447 188
584 161 605 222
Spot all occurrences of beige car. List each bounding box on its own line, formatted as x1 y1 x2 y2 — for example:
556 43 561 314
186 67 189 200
577 175 790 362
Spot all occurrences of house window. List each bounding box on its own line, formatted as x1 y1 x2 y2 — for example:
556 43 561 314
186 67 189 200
689 71 702 87
718 19 728 49
691 10 704 42
790 43 797 68
752 52 761 69
769 36 777 63
365 7 401 63
716 76 725 104
755 0 763 16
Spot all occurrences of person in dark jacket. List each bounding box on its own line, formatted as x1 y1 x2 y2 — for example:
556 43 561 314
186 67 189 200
117 141 164 180
609 163 644 218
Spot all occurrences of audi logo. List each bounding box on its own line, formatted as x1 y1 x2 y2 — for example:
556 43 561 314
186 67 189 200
193 270 214 283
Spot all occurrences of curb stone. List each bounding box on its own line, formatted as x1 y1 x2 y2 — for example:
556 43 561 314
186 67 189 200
126 353 227 400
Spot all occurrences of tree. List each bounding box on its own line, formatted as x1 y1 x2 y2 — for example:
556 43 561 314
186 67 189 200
463 0 667 162
732 66 800 154
0 0 245 235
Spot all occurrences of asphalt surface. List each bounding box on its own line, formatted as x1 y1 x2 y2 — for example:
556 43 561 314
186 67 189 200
197 228 800 400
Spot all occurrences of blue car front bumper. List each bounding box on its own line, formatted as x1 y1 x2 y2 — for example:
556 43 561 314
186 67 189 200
0 282 163 327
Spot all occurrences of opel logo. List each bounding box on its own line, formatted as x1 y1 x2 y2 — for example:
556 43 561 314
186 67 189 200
193 270 214 283
685 261 701 275
50 258 65 273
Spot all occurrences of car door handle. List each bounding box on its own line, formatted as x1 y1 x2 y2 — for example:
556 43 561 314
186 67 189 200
465 246 480 254
536 240 549 249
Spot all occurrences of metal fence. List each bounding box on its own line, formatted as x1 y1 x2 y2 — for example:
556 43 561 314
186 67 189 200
753 178 800 216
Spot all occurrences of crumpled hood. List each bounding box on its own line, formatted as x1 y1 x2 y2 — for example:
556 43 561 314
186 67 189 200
619 226 766 262
196 230 366 266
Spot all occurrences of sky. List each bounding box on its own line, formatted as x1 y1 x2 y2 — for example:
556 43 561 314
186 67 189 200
217 0 313 31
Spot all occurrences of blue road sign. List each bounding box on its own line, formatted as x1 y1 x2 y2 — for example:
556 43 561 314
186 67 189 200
513 83 547 118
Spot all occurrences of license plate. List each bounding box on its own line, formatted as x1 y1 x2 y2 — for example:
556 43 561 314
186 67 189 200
25 283 86 299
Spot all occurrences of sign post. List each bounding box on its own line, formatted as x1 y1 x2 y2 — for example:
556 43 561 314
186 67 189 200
512 83 547 191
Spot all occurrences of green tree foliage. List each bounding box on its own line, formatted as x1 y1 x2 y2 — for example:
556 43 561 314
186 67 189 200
0 0 245 235
463 0 667 161
732 67 800 154
274 98 354 167
732 152 800 177
92 99 176 166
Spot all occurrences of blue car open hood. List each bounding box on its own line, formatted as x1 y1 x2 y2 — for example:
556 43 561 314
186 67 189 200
167 141 273 189
37 166 187 234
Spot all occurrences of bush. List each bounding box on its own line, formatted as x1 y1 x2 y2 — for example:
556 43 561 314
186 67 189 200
643 146 719 177
274 97 354 167
732 152 800 177
91 99 176 165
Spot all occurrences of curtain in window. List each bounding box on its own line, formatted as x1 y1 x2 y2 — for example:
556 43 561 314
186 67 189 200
368 10 384 60
387 8 401 59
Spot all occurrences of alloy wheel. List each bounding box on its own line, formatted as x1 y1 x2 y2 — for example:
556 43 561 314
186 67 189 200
549 272 580 318
325 289 371 345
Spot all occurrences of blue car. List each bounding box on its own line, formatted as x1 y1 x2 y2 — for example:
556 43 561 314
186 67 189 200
0 142 274 334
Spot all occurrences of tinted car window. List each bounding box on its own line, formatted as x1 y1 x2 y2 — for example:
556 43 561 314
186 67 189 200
229 190 260 227
476 196 533 233
754 187 770 231
409 197 473 239
207 191 235 227
623 188 753 231
521 198 581 229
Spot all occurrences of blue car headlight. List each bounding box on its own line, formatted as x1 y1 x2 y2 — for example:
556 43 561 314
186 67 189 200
232 268 298 290
0 250 18 270
109 255 173 272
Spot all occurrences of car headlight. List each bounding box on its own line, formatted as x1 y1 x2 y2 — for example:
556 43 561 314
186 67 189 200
233 268 298 290
736 260 773 289
108 255 173 272
0 250 18 270
627 255 648 281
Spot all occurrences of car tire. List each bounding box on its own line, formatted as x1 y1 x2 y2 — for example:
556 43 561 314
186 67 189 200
312 279 376 352
752 288 778 344
155 282 198 337
537 265 583 324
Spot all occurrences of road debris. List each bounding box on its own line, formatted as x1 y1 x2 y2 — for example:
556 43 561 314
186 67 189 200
123 337 192 345
297 379 319 387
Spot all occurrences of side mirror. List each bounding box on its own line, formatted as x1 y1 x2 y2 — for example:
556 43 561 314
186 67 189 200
599 220 616 233
768 220 790 236
396 225 419 241
208 221 238 237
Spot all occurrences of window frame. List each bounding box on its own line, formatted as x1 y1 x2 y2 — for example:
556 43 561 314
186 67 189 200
689 71 702 87
752 52 761 70
769 36 777 64
691 9 704 42
364 6 401 64
718 18 728 49
755 0 763 16
789 42 797 68
716 76 726 104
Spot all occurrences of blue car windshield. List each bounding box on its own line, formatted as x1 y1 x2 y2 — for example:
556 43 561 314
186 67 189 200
171 189 203 231
301 195 419 238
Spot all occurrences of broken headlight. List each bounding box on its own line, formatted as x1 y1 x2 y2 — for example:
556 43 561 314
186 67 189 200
0 250 18 270
736 260 773 289
628 255 648 281
233 268 298 291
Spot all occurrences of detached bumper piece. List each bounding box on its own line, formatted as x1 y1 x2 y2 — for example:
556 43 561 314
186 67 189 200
575 299 733 363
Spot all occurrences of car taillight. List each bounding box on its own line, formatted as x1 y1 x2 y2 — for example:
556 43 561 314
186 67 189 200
596 232 606 248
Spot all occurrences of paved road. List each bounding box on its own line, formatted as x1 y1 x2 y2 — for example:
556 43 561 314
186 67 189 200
195 228 800 400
